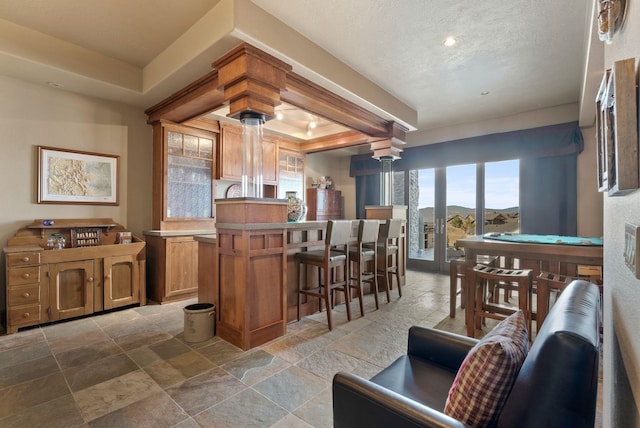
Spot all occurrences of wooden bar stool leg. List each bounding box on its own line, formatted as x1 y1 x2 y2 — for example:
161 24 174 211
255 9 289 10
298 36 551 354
356 263 365 316
297 260 302 321
449 261 457 318
394 261 402 297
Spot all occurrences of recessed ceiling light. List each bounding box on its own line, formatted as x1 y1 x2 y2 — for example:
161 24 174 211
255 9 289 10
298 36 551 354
443 36 457 47
276 112 284 120
46 81 64 89
481 91 490 95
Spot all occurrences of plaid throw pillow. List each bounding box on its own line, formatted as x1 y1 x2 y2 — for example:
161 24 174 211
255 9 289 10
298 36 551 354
444 310 529 427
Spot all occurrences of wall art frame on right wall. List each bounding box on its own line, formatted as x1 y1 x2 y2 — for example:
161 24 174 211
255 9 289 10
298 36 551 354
595 57 638 196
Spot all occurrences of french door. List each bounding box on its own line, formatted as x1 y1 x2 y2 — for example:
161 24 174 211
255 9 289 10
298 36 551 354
406 160 519 273
407 165 477 272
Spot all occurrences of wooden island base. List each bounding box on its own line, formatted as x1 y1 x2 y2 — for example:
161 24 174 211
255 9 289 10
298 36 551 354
197 212 407 350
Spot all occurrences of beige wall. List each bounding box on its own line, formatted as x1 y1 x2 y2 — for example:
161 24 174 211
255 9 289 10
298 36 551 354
600 4 640 426
306 152 356 219
0 75 153 321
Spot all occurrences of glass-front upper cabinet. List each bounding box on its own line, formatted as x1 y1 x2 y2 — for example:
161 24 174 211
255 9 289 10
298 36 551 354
277 149 305 199
152 121 217 230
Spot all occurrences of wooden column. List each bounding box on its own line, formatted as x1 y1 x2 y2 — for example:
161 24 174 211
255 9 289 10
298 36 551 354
212 43 292 120
215 198 288 350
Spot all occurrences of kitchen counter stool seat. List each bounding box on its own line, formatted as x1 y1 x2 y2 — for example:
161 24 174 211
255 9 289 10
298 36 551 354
296 220 354 330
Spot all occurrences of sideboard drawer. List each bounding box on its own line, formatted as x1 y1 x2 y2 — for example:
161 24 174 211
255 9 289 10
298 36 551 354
7 266 41 286
8 304 41 326
8 285 41 306
6 252 40 268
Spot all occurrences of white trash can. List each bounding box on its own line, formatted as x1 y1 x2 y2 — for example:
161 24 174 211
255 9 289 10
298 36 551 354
183 303 215 343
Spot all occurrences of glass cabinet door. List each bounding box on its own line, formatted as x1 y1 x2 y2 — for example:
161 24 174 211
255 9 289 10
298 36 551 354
277 150 305 199
166 129 214 219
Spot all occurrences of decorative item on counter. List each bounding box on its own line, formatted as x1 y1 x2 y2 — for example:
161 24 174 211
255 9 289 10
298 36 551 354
117 231 132 244
71 228 101 247
47 233 66 250
317 176 333 189
286 191 307 222
42 219 54 226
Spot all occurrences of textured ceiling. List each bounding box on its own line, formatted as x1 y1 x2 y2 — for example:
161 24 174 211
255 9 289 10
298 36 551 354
0 0 593 132
250 0 589 130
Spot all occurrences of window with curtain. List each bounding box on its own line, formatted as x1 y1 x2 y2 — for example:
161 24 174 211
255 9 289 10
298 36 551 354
351 122 582 235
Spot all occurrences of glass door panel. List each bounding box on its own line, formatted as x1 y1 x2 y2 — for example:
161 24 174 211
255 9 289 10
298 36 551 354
406 160 520 272
407 168 445 271
485 159 520 234
446 164 477 262
409 168 435 262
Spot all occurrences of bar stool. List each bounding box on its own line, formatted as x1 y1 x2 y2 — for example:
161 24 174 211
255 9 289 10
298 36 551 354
467 264 533 338
449 255 498 318
374 219 403 300
348 220 380 312
536 271 581 327
296 220 355 330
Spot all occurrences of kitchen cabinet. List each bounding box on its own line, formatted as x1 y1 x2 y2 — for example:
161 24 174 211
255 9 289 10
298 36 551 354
306 188 343 220
144 234 198 304
277 149 305 199
217 123 278 187
152 120 217 231
4 218 146 334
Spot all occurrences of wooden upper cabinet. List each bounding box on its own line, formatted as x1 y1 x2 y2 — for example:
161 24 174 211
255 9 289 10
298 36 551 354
217 123 277 186
262 135 277 185
217 124 243 181
277 149 305 199
152 121 217 230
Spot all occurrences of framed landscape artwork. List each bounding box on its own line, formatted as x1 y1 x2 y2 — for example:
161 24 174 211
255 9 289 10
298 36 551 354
37 146 120 205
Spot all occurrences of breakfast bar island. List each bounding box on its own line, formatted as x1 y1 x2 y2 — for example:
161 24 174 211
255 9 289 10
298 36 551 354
196 201 406 350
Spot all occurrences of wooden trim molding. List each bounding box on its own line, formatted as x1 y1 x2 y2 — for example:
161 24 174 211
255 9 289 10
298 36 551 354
145 42 407 153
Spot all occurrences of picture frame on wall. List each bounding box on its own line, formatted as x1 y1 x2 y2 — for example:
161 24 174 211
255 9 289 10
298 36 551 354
38 146 120 205
594 58 638 196
595 68 611 192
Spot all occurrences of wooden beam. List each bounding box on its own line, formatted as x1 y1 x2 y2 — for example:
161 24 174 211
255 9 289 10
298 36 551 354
301 130 370 153
213 43 292 120
282 73 391 137
145 70 225 124
145 43 407 152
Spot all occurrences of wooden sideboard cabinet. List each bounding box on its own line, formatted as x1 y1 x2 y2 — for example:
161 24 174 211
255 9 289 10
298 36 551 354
306 188 343 220
4 219 146 334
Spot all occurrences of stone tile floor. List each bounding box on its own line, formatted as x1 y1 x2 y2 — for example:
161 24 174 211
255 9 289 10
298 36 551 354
0 270 601 427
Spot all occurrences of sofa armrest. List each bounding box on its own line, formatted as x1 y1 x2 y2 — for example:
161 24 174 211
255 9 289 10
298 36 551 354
407 326 478 371
333 372 468 428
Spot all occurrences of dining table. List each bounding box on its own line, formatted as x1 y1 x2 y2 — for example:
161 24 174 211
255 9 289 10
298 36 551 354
455 233 603 336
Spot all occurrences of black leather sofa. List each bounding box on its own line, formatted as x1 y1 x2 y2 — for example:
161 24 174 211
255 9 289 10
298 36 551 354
333 280 601 428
